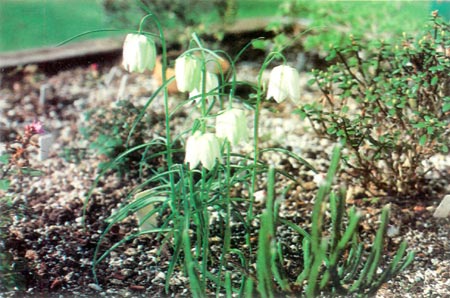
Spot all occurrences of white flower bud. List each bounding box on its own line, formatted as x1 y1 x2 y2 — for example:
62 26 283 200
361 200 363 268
216 108 249 147
175 54 201 92
266 65 300 103
122 33 156 73
185 131 221 170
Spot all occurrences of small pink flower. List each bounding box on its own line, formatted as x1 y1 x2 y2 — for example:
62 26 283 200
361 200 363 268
26 120 45 135
90 63 99 71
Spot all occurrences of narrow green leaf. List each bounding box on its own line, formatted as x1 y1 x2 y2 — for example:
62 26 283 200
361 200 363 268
225 271 232 298
296 238 311 285
365 207 389 284
431 76 439 86
244 278 254 298
419 134 427 146
280 219 311 241
256 212 274 298
0 179 10 191
443 102 450 113
0 154 10 164
252 39 267 50
337 208 361 250
326 49 337 61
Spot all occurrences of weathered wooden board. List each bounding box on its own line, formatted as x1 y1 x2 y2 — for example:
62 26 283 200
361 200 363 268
0 17 302 69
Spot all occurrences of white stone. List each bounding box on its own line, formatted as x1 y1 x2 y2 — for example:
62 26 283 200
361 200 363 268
433 195 450 218
39 84 49 105
88 283 102 291
116 74 129 101
39 134 54 161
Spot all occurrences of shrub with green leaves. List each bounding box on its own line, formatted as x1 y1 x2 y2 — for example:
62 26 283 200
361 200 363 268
297 15 450 198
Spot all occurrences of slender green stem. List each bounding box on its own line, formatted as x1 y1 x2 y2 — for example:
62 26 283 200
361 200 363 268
146 13 177 204
217 141 232 295
138 14 154 33
200 167 209 290
248 54 276 221
191 34 212 129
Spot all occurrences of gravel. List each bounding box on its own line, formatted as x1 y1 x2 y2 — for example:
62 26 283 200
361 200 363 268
0 53 449 297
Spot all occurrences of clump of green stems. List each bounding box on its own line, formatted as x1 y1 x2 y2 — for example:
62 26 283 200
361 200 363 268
84 13 414 297
255 146 414 298
297 15 450 199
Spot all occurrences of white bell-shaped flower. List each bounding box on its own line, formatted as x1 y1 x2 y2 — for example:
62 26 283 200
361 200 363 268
175 54 201 92
189 71 219 103
122 33 156 73
185 131 221 170
266 65 300 103
216 108 249 147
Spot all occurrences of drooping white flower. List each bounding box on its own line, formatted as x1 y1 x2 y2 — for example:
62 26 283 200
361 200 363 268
216 108 249 147
266 65 300 103
175 54 201 92
185 131 221 170
122 33 156 73
189 71 219 103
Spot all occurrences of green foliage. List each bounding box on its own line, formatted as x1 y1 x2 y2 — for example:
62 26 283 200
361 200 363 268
0 0 108 52
0 154 11 191
256 147 414 297
272 0 430 53
0 251 29 292
0 148 35 292
101 0 238 43
0 194 28 292
297 16 450 198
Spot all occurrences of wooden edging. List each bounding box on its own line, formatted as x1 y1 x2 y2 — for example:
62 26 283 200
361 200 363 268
0 17 304 69
0 37 124 69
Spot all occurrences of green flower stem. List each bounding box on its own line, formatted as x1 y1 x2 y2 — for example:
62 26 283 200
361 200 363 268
200 167 209 289
191 35 214 129
144 13 179 216
224 141 232 253
217 141 232 295
248 54 276 222
200 66 208 130
210 49 234 109
138 14 154 33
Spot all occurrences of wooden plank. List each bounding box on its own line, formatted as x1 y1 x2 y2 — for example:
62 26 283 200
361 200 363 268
0 17 303 69
0 37 124 69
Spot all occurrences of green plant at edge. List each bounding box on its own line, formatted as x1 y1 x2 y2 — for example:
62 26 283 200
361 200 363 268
255 146 415 297
297 15 450 198
0 122 44 292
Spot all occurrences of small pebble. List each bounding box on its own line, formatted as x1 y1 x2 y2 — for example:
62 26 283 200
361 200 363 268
88 283 102 291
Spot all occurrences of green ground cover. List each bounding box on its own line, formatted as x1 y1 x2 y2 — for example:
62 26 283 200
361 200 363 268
295 0 431 51
0 1 433 53
0 0 277 53
0 0 107 52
